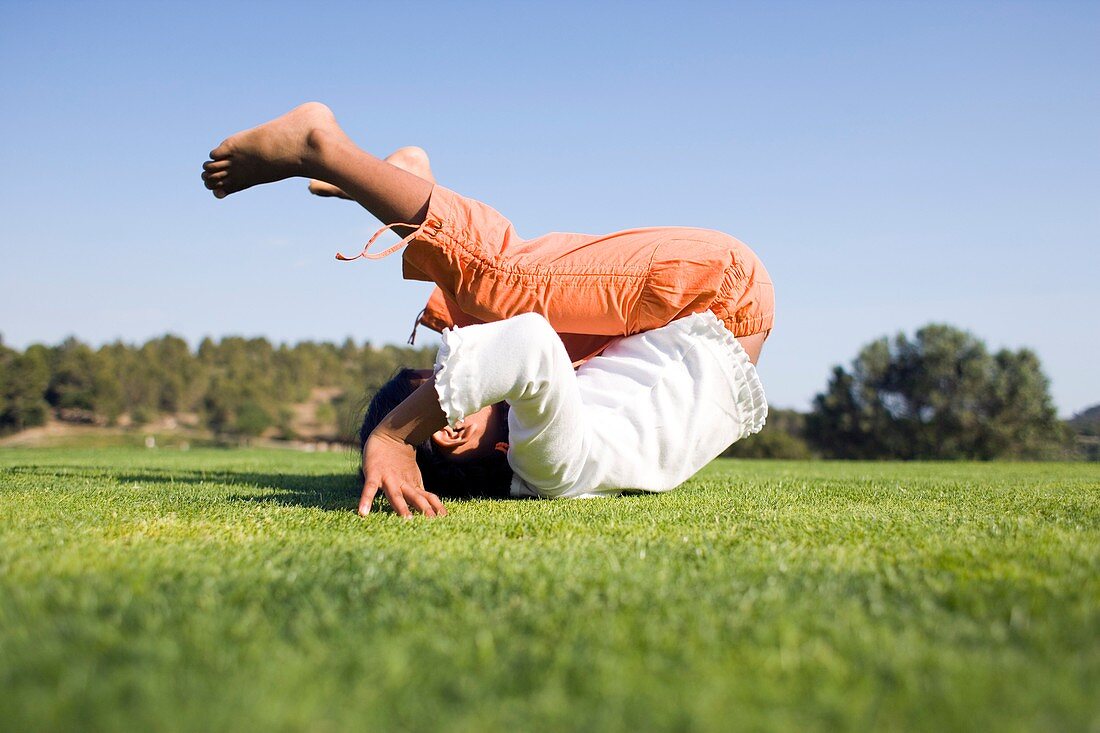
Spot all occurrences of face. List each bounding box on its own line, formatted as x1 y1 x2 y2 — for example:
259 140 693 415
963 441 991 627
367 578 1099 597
430 403 507 462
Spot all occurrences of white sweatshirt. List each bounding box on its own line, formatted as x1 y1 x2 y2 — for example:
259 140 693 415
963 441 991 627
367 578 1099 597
433 311 767 499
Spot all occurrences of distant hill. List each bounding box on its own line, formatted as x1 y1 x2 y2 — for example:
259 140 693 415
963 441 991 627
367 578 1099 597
1067 404 1100 437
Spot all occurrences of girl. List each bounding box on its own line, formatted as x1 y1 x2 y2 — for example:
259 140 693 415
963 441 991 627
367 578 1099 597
202 103 774 518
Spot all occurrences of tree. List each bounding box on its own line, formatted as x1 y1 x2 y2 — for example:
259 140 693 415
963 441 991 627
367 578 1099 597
0 345 50 434
44 338 123 421
806 324 1069 459
234 400 273 438
141 335 197 412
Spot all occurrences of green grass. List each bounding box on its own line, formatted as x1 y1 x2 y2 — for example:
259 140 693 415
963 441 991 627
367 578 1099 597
1 449 1097 732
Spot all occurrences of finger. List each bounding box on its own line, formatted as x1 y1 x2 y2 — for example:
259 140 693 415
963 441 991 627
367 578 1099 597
406 489 435 518
424 491 447 517
386 486 412 518
358 480 379 516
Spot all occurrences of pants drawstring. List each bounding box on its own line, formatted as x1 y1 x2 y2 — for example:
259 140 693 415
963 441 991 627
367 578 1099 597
335 221 426 262
407 308 427 345
336 221 434 345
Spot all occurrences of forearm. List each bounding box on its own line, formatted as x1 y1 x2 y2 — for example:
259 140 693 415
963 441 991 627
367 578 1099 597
373 376 448 446
360 377 448 518
433 313 574 429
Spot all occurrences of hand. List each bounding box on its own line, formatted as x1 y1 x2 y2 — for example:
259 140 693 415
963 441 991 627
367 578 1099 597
359 430 447 518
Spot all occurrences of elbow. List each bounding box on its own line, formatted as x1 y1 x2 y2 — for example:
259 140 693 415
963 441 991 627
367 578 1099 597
511 313 561 360
506 312 571 400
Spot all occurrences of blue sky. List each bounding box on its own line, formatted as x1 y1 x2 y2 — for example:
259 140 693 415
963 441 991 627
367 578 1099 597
1 1 1097 416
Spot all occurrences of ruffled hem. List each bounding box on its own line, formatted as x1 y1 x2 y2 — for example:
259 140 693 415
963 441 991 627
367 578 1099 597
678 312 768 441
432 326 467 430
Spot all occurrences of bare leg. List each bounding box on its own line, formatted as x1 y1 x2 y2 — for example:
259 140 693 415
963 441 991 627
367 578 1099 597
309 146 436 199
202 103 433 230
738 331 766 364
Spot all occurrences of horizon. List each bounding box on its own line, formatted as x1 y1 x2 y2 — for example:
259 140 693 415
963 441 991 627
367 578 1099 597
2 1 1097 417
0 323 1092 419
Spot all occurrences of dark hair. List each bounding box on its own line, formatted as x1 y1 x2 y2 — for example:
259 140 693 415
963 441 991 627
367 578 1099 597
359 368 513 498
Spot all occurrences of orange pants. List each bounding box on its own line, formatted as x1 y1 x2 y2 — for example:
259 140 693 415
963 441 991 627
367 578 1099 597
343 185 774 363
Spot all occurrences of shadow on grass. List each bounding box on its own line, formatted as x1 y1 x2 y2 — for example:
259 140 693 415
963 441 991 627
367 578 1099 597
104 467 505 514
4 463 658 515
120 469 370 512
2 463 365 512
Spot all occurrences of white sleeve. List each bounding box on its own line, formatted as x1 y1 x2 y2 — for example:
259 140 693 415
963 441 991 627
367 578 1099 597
569 311 768 496
433 312 590 496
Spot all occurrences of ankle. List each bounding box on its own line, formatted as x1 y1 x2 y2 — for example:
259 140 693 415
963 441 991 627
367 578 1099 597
302 127 344 177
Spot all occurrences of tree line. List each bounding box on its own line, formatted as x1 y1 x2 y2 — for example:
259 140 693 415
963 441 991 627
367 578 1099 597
0 334 434 442
0 323 1086 458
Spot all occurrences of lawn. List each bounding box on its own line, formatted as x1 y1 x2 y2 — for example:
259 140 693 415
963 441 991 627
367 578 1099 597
0 448 1097 732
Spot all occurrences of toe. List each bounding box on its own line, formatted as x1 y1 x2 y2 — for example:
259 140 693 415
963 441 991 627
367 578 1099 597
221 177 247 195
209 140 232 160
203 159 230 172
213 189 228 199
201 169 228 182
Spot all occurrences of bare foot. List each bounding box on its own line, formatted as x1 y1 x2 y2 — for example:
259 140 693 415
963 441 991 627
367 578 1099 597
307 146 434 200
307 180 352 199
202 102 345 199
